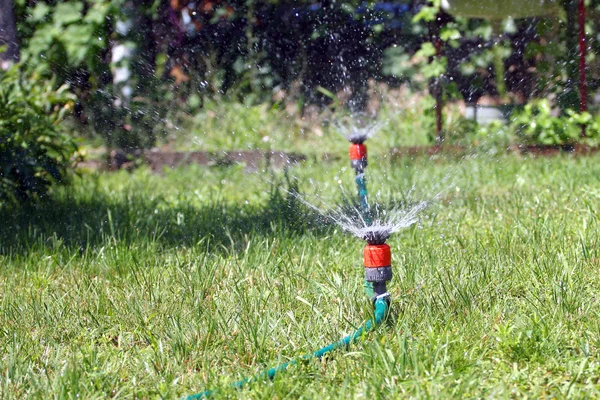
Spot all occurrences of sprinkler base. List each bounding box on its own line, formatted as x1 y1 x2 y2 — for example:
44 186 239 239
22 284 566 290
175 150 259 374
365 266 392 282
351 159 368 172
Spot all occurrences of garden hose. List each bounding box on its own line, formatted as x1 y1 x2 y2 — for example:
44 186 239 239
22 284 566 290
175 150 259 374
185 295 390 399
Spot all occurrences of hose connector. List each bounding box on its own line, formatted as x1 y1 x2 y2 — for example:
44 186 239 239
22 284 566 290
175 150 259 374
349 143 368 172
364 244 392 301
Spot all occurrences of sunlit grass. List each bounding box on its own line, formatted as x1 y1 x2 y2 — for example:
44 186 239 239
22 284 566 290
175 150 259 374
2 154 600 398
167 95 441 155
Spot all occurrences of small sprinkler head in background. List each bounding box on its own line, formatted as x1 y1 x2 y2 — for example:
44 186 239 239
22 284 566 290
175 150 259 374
346 133 368 145
336 118 383 145
349 143 368 172
363 241 392 302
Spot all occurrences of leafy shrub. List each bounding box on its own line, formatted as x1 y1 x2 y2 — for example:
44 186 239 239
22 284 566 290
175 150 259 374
0 65 79 203
565 110 600 147
510 100 600 146
16 0 168 152
510 100 577 145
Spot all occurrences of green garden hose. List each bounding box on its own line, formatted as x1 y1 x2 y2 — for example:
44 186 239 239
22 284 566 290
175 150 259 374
185 295 389 399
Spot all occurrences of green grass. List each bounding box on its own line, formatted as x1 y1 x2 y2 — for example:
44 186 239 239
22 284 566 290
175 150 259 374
2 153 600 398
166 95 446 155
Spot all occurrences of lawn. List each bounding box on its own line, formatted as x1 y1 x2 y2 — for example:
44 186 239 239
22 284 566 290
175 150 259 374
2 153 600 398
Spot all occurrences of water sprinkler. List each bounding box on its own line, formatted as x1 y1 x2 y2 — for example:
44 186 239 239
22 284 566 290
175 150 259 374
364 242 392 301
336 118 383 225
184 214 395 400
349 142 367 172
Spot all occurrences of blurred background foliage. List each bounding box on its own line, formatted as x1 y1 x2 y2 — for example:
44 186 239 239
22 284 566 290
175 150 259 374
0 64 80 202
3 0 600 154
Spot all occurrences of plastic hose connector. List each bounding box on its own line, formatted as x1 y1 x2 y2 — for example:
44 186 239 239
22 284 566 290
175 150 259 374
364 244 391 268
364 244 392 298
349 144 367 171
365 267 392 282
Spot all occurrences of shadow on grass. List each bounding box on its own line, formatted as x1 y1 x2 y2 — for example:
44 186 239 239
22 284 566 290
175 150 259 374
0 183 331 256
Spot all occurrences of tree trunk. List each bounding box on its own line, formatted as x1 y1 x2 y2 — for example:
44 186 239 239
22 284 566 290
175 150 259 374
0 0 19 69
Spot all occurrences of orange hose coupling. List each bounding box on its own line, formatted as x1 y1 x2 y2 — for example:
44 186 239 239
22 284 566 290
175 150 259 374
349 143 367 161
349 144 368 171
364 244 391 268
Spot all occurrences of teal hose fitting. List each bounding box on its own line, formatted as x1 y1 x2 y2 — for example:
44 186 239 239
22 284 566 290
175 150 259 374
184 295 390 399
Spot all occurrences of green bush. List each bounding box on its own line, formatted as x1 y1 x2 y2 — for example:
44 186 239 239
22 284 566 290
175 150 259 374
0 65 79 203
564 110 600 147
510 100 600 146
511 100 579 146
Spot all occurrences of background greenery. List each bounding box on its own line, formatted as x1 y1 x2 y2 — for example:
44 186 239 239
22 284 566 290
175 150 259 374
0 64 79 203
4 0 600 154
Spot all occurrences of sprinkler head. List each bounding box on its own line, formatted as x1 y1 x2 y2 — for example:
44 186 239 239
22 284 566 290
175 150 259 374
348 135 367 145
349 143 368 171
364 243 392 299
361 227 391 245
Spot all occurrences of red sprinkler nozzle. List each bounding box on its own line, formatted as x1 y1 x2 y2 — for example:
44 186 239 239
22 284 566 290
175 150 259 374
349 143 367 160
349 143 368 171
364 244 392 299
364 244 391 267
